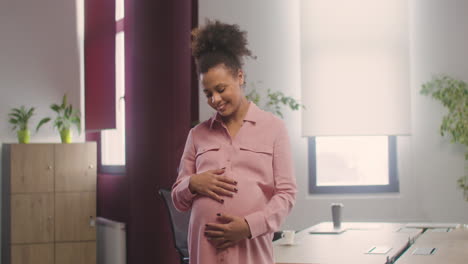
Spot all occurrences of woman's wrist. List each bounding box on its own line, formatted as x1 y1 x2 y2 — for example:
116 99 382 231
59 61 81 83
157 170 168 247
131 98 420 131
188 175 197 194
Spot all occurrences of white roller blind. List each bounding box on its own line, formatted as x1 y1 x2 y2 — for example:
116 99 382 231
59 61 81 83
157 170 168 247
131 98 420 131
301 0 411 136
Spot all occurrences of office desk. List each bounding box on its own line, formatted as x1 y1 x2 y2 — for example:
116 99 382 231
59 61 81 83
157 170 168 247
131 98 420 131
395 229 468 264
274 222 422 264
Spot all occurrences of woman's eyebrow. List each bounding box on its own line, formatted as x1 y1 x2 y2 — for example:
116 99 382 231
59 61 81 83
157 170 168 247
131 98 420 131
214 83 226 89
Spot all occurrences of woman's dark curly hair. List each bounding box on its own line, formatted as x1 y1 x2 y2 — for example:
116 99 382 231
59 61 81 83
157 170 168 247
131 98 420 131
191 20 255 76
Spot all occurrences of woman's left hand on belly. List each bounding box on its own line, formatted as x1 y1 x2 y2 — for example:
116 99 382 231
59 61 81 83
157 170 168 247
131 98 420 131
204 213 252 249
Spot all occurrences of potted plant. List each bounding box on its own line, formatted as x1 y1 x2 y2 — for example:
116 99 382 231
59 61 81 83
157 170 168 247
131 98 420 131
37 94 81 143
8 106 37 143
421 75 468 200
246 86 304 118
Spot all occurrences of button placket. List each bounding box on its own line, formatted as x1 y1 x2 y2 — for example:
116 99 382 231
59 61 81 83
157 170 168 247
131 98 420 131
226 143 235 170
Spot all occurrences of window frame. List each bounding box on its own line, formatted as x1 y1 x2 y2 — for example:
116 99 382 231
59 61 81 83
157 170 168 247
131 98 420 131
99 6 126 175
100 164 126 175
308 136 399 194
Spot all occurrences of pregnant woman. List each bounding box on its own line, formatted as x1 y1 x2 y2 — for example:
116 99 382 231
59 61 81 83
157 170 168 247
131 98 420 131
171 20 297 264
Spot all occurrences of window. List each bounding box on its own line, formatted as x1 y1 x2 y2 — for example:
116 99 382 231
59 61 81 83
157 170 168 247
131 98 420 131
300 1 408 194
100 0 125 174
309 136 398 194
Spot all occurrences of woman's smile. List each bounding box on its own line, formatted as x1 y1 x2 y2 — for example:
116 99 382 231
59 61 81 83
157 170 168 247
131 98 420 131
217 103 227 112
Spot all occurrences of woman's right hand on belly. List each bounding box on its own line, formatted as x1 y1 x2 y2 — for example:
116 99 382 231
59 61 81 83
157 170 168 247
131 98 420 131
189 168 238 203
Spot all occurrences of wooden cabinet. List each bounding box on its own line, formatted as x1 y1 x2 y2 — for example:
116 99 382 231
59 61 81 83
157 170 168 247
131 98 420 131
10 144 54 194
55 192 96 242
11 244 54 264
11 194 54 244
55 242 96 264
2 143 97 264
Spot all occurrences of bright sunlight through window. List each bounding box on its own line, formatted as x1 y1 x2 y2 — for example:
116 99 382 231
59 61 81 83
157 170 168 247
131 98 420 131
101 32 125 166
316 136 389 186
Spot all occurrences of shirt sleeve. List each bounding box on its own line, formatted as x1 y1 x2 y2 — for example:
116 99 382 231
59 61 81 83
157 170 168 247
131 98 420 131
171 129 198 212
244 121 297 238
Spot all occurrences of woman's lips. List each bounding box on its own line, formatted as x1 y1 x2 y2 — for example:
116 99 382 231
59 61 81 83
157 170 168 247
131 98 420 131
217 103 226 112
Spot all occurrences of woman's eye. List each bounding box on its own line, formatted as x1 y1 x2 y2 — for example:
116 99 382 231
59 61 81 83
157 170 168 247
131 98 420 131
205 93 212 98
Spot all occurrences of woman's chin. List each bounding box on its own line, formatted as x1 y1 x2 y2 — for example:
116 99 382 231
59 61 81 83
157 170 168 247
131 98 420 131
217 107 231 116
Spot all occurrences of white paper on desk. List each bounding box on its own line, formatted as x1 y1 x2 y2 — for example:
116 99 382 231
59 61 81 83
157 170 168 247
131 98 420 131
428 228 452 232
412 247 437 255
405 223 459 229
365 246 392 254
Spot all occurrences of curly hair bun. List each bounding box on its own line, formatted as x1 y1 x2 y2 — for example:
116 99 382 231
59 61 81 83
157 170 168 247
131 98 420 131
192 20 254 74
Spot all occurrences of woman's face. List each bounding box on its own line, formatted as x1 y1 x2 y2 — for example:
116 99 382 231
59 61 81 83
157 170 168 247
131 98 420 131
201 64 245 118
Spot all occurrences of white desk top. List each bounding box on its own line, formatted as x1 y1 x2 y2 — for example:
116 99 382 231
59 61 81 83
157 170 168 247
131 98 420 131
274 222 423 264
395 229 468 264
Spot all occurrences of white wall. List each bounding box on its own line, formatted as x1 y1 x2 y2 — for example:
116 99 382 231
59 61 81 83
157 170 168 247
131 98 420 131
0 0 84 145
0 0 83 257
409 0 468 221
199 0 468 231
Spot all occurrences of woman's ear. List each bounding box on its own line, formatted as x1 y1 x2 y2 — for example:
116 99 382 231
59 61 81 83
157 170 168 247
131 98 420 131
237 69 245 86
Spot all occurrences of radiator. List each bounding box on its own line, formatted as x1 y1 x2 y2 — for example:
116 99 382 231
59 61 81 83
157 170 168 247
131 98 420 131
97 217 127 264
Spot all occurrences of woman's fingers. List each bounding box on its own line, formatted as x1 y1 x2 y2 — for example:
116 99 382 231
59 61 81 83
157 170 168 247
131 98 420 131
216 181 238 193
217 175 237 186
204 230 224 238
206 190 224 203
216 240 234 249
216 213 235 223
210 168 225 175
191 169 237 202
205 223 225 231
213 186 234 197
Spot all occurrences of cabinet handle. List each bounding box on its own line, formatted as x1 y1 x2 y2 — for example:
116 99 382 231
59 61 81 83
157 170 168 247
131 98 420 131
89 216 96 227
88 164 94 169
47 165 52 170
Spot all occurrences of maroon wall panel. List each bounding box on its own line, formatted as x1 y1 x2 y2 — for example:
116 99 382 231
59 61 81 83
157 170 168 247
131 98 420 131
191 0 199 125
85 0 116 131
124 0 196 263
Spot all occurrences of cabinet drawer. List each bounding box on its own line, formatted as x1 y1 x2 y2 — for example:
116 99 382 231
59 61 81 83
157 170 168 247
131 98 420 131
11 144 54 193
55 242 96 264
11 244 53 264
11 194 54 244
55 192 96 241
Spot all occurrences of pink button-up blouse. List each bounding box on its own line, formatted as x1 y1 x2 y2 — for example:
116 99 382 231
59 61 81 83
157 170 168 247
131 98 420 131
172 102 297 264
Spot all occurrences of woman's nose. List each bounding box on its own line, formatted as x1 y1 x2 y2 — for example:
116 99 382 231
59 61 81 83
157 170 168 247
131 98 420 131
211 93 221 104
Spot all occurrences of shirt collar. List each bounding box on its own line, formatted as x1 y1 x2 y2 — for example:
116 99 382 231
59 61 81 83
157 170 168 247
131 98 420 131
209 102 260 129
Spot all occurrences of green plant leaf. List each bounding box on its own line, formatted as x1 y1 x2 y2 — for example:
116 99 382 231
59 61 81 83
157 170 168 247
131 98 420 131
51 104 61 113
36 118 51 132
421 74 468 200
61 94 67 109
11 108 21 114
65 105 72 118
9 113 21 120
27 107 35 118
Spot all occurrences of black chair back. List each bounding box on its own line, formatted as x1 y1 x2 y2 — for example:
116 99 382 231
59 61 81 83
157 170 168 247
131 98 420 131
158 188 190 264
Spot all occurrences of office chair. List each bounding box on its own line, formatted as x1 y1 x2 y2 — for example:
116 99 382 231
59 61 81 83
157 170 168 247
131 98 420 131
273 231 283 241
158 188 190 264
